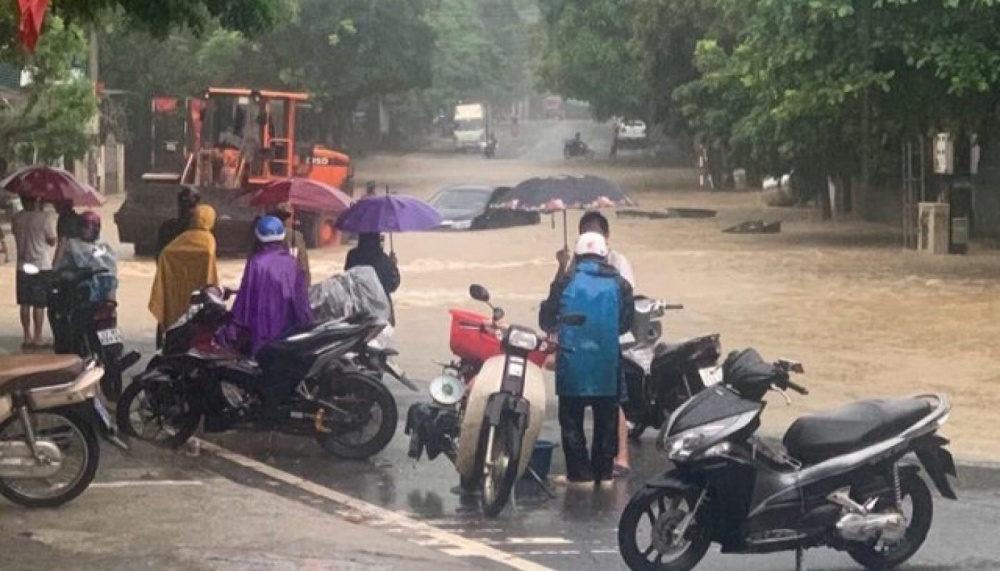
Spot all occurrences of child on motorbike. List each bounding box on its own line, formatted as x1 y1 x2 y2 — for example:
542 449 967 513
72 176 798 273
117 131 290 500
540 232 634 485
53 211 118 302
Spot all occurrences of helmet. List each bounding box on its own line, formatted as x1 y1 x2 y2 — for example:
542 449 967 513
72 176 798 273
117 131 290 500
79 211 101 242
574 231 608 258
255 215 286 243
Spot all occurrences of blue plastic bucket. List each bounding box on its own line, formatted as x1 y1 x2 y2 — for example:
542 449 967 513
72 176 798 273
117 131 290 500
526 439 558 481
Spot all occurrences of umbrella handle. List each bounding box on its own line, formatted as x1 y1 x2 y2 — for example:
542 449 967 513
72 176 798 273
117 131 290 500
563 210 568 249
389 232 395 253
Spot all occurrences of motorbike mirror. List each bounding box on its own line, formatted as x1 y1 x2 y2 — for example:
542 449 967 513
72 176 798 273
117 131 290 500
561 314 586 326
492 307 505 322
469 284 490 303
21 263 40 276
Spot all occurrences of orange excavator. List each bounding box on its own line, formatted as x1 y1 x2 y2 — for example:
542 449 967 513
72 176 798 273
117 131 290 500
115 88 354 256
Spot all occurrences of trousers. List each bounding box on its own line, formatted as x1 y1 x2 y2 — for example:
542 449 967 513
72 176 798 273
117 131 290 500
558 396 619 482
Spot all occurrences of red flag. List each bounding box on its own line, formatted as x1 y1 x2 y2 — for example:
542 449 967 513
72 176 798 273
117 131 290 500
17 0 50 53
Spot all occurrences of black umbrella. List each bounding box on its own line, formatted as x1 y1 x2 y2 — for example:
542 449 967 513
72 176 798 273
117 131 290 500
492 175 636 246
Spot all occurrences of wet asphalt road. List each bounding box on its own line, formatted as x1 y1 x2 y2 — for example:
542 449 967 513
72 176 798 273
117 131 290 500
195 369 1000 571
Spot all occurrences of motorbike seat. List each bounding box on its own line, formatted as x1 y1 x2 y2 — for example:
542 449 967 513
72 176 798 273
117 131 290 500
264 318 377 354
782 398 931 464
0 355 85 394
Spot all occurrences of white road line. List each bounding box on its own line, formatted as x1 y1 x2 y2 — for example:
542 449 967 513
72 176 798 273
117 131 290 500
91 480 205 488
197 439 557 571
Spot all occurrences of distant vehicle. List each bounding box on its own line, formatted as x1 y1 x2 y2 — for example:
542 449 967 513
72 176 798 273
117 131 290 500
617 119 648 149
543 95 566 120
453 103 487 152
428 185 540 231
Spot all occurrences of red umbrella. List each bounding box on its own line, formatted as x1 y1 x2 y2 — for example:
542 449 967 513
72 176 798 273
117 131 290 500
1 166 106 207
249 178 352 212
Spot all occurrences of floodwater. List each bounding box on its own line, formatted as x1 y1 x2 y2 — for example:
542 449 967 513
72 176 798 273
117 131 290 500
4 118 999 462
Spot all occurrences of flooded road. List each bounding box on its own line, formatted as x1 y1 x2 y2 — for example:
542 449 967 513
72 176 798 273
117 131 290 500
2 119 998 569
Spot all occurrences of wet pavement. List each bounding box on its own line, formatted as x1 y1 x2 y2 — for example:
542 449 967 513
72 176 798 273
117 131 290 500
199 364 1000 571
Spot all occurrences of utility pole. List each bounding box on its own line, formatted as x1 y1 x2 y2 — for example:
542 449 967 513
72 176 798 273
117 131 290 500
84 24 100 188
857 0 871 217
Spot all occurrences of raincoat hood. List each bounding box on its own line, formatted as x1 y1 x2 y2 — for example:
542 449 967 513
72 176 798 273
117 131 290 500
191 204 216 231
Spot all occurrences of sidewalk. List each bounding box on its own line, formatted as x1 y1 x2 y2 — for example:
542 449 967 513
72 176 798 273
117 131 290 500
0 441 479 571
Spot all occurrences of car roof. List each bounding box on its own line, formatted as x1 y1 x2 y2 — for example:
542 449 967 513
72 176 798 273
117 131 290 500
436 185 499 194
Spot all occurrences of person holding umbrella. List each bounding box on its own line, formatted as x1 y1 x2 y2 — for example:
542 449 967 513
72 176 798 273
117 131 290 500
539 232 634 486
345 233 400 325
554 210 636 478
335 190 443 326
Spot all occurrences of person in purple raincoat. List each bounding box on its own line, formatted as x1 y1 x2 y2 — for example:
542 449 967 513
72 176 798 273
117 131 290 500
227 216 313 355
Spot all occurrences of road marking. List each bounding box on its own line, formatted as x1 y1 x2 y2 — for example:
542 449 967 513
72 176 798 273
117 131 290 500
197 439 556 571
91 480 205 488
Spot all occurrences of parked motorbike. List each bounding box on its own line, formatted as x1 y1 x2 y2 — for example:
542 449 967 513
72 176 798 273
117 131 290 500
116 285 399 460
618 348 957 571
405 284 562 517
27 262 140 402
481 137 498 159
620 297 721 441
564 138 595 159
0 355 124 508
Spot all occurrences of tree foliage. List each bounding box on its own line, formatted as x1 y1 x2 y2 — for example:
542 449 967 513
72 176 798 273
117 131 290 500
535 0 648 120
0 11 97 163
51 0 281 36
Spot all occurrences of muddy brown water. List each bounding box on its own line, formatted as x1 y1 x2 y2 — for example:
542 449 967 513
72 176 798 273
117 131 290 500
5 151 996 461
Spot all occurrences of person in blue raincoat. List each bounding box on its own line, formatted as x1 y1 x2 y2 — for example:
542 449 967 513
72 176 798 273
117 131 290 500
539 232 634 485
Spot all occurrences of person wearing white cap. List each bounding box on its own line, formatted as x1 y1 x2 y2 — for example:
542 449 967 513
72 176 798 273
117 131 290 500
539 232 634 486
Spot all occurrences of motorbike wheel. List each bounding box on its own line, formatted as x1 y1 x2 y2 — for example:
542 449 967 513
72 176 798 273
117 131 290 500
847 472 933 570
480 418 522 518
618 486 710 571
0 409 99 509
116 377 201 449
316 371 398 460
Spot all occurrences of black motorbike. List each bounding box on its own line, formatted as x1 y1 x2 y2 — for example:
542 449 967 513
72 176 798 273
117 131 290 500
40 265 140 401
620 297 721 441
563 138 595 159
117 285 400 460
618 348 957 571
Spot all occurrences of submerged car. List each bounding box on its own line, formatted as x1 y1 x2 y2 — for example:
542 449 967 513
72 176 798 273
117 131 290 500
428 185 541 230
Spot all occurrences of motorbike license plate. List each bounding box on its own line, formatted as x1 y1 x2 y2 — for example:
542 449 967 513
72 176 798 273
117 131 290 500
93 398 113 430
699 366 723 387
97 328 122 346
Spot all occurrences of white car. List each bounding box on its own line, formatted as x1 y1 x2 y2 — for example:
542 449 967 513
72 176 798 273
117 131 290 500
618 119 647 142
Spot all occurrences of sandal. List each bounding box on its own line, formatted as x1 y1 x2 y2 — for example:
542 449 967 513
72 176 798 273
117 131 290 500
613 464 633 478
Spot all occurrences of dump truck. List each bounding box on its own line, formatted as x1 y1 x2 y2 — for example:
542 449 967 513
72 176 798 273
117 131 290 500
115 88 353 257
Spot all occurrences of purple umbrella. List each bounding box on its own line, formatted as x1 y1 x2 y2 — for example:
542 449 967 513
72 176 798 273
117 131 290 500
335 193 442 252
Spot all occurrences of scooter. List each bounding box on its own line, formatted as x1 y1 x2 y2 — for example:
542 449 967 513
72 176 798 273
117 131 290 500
29 262 140 402
117 285 400 460
405 284 563 517
564 138 595 159
618 348 957 571
620 297 722 441
0 354 125 508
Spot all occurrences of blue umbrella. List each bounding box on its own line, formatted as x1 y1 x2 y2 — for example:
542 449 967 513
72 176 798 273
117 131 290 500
335 192 442 252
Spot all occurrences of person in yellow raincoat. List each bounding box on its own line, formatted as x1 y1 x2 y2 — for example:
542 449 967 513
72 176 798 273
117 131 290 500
148 205 219 343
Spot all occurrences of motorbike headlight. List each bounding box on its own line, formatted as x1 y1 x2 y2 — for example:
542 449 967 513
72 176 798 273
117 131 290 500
506 329 539 351
662 422 732 462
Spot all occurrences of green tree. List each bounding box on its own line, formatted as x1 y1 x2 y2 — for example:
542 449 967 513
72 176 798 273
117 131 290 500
534 0 648 120
0 12 96 163
50 0 280 36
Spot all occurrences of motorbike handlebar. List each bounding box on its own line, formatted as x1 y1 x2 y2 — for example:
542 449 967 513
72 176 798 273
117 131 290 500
785 379 809 395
